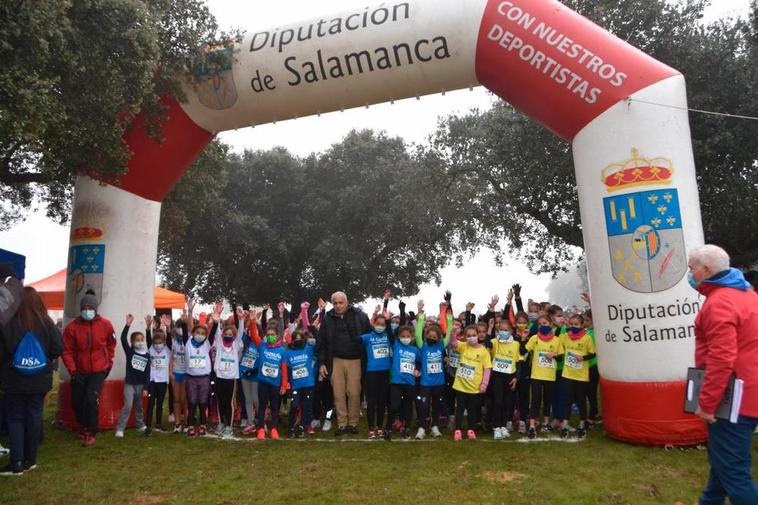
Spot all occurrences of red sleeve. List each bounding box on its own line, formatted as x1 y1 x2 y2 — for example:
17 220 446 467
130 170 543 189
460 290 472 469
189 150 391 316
439 303 448 334
249 321 261 347
280 360 290 392
61 322 77 374
699 298 739 414
507 303 516 326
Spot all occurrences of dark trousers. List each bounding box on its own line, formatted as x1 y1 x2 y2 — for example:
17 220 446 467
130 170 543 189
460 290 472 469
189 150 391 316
564 378 588 421
389 384 414 430
490 372 517 427
517 374 530 420
529 378 555 420
313 377 334 421
257 382 281 429
215 378 236 426
71 371 106 435
6 393 44 465
454 390 480 431
445 372 457 419
586 365 600 419
145 382 168 428
700 416 758 505
417 385 445 429
365 371 389 430
288 387 314 430
551 369 566 420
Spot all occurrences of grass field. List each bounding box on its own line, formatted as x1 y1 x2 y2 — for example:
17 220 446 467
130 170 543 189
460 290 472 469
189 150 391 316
1 396 757 505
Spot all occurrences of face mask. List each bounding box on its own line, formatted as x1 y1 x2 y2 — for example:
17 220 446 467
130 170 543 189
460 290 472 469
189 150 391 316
516 323 528 330
81 309 96 321
553 316 565 326
291 339 305 349
390 323 399 331
498 330 511 341
193 333 206 343
266 334 278 345
538 325 552 335
569 326 582 335
399 337 412 345
133 341 147 352
307 337 316 346
223 335 235 345
153 343 165 352
374 325 385 334
688 272 701 290
425 338 438 345
466 336 478 345
527 312 539 321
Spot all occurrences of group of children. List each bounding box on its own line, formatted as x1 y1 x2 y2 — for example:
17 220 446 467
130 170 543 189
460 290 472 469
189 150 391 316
116 285 599 442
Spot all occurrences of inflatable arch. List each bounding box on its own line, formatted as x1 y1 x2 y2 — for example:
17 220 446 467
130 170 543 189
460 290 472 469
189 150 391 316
58 0 706 445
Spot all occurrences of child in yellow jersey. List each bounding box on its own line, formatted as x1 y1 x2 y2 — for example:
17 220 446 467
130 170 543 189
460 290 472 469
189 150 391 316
489 319 523 439
450 325 492 441
525 315 565 439
559 314 596 438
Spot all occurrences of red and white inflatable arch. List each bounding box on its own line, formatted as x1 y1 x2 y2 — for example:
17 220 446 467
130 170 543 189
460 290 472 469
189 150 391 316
58 0 706 445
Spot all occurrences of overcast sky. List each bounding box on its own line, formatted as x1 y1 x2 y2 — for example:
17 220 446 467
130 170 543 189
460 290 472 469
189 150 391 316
0 0 750 313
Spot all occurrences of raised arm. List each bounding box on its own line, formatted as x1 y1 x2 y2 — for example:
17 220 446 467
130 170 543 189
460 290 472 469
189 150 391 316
415 300 425 348
121 314 134 353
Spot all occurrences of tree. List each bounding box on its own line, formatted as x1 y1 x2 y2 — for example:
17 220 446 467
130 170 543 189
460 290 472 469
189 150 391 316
158 130 483 305
0 0 234 228
430 0 758 271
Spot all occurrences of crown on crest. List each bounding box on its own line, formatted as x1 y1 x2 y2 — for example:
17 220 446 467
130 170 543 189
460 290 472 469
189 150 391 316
601 148 673 192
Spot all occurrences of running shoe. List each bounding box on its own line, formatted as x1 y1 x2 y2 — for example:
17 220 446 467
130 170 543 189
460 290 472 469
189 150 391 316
501 427 511 438
187 426 196 438
306 426 315 436
453 429 462 441
243 424 256 436
506 421 513 432
271 428 280 440
198 425 207 437
368 430 376 440
257 428 266 440
322 419 332 432
527 426 536 440
560 426 570 439
115 430 124 438
0 462 23 476
466 429 476 440
493 427 503 440
430 426 442 438
296 425 305 438
402 428 411 440
82 434 96 447
311 419 321 430
518 421 527 434
415 427 426 440
173 424 182 434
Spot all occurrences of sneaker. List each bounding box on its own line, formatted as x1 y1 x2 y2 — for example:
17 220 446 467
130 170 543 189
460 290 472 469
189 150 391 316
577 428 587 439
77 428 88 440
560 426 570 439
215 423 226 436
0 462 23 476
334 426 346 437
453 429 462 441
82 434 96 447
144 427 152 436
540 423 552 433
168 413 175 424
527 426 536 439
0 445 8 457
295 425 305 438
187 426 196 438
306 426 315 436
430 426 442 438
347 425 359 435
243 424 256 436
415 427 426 440
402 428 411 440
501 427 511 438
135 425 147 433
368 430 376 440
322 419 332 432
257 428 266 440
466 429 477 440
376 429 384 439
506 421 513 432
518 421 526 434
311 419 321 430
154 425 166 433
22 462 37 472
493 427 503 440
270 428 280 440
222 426 233 438
384 429 392 441
173 425 182 434
288 429 297 439
115 430 124 438
198 425 207 437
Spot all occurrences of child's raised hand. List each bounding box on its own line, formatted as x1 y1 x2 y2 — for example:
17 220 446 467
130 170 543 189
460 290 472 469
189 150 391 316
466 302 475 312
213 301 223 316
160 313 172 328
488 295 499 311
374 304 381 315
144 314 153 329
507 288 514 303
383 310 392 320
126 314 134 326
235 306 244 319
417 300 424 313
383 288 392 301
580 292 591 304
488 318 495 330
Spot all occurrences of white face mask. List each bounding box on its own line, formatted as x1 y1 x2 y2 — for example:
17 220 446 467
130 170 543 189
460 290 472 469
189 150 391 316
307 338 316 346
133 341 147 352
193 334 206 343
81 309 96 321
466 336 478 345
399 337 412 346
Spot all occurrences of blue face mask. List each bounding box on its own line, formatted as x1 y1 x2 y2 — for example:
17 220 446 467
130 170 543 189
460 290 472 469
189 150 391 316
390 323 399 331
538 325 552 335
81 309 96 321
688 272 701 290
497 330 511 341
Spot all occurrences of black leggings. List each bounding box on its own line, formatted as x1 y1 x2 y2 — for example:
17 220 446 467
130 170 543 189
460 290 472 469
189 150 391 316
529 379 555 420
388 384 414 431
517 374 530 420
454 390 481 431
490 372 517 428
418 385 445 429
586 365 599 419
564 378 588 421
313 378 334 421
257 382 281 429
216 378 236 426
365 371 389 430
146 382 168 428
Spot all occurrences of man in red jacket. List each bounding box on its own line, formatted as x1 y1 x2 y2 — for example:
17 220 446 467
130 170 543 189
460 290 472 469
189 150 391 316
61 290 116 447
688 244 758 505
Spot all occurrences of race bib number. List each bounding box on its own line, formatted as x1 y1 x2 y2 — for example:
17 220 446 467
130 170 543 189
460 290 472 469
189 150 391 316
152 357 166 369
565 352 582 370
426 361 442 375
399 361 415 375
131 354 148 372
174 352 186 368
189 355 206 370
493 357 514 374
456 363 476 380
292 365 309 380
372 346 389 360
448 353 460 368
219 358 235 373
537 352 555 369
261 363 279 378
240 355 256 369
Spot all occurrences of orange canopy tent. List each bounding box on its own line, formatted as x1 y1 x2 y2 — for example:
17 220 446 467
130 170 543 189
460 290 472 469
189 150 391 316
28 268 185 310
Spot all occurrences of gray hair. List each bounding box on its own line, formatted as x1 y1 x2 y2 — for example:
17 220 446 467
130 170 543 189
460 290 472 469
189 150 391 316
689 244 730 273
331 291 348 303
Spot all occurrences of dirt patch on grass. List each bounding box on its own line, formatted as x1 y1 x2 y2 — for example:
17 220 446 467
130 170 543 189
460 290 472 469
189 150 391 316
482 470 526 483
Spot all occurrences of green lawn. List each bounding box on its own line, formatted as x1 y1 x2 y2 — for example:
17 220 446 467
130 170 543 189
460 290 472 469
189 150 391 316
2 399 757 505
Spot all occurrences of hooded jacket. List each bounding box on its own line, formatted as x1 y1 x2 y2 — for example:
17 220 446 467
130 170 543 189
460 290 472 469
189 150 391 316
694 268 758 418
62 315 116 375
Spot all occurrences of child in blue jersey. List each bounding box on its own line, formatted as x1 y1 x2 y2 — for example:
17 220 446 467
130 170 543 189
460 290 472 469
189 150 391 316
384 323 421 441
254 321 289 440
286 328 317 438
360 312 392 439
415 300 452 439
